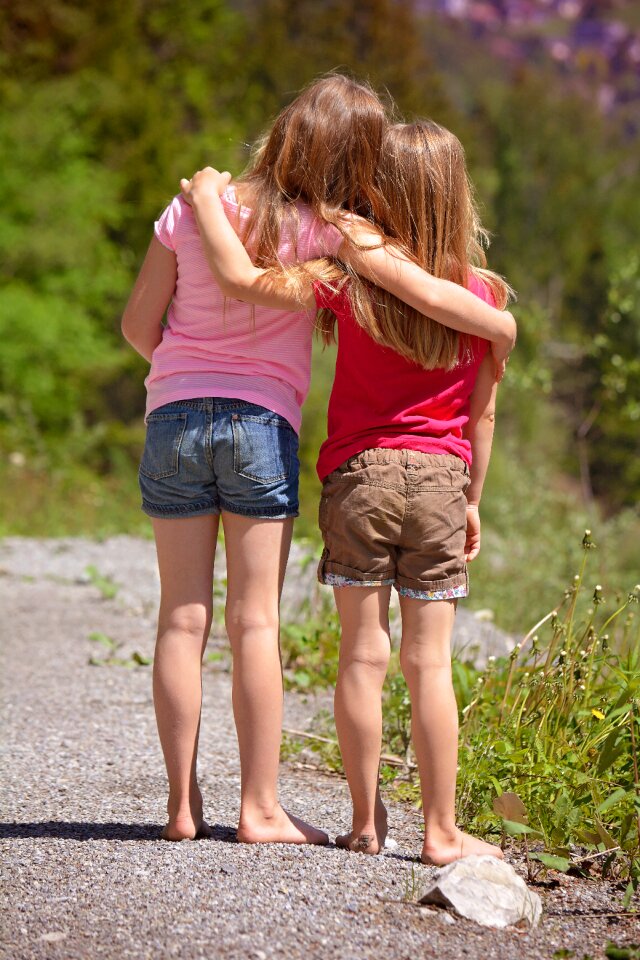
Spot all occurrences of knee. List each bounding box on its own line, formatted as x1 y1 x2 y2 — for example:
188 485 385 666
225 606 280 645
158 605 211 644
400 642 451 679
340 640 390 676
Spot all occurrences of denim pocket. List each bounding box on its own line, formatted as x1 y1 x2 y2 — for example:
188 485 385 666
231 413 295 484
140 412 187 480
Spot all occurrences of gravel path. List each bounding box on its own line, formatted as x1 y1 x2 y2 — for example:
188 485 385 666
0 537 636 960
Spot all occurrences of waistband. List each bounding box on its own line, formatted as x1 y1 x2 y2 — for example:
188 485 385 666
345 449 468 472
150 398 275 414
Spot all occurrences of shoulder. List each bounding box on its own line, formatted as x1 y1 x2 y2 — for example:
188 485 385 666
294 202 342 259
154 195 195 251
466 270 496 307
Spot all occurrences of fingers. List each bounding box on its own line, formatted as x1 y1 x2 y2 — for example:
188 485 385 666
179 167 232 198
179 178 193 205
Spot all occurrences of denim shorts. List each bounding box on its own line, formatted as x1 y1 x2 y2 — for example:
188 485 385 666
139 399 300 519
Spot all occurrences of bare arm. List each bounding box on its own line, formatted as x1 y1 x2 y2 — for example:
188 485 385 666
182 170 316 311
121 237 177 362
181 168 515 373
336 225 516 374
462 353 499 561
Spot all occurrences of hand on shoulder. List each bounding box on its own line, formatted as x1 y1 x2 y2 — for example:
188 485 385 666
179 167 232 206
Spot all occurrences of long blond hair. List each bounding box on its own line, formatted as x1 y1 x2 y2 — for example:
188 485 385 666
319 120 513 369
236 74 388 266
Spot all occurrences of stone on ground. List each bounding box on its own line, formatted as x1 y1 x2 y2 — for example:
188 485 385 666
418 855 542 929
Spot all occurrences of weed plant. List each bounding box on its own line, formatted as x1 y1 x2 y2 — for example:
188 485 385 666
281 532 640 892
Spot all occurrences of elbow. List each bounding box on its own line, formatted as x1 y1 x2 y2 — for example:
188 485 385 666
479 412 496 430
216 269 264 302
121 311 147 353
502 311 517 348
218 279 249 300
467 411 495 434
121 311 135 345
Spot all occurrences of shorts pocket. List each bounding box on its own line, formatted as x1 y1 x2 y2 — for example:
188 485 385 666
231 413 296 484
139 412 187 480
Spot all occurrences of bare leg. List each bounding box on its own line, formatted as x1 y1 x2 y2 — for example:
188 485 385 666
333 586 391 854
399 596 502 864
223 512 327 845
152 515 219 841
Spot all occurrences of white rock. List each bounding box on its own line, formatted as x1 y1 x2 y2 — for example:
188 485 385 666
418 855 542 929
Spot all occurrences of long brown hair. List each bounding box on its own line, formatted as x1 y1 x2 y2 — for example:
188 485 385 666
236 74 388 266
320 120 513 370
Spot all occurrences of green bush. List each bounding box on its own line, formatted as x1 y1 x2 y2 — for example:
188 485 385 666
282 533 640 887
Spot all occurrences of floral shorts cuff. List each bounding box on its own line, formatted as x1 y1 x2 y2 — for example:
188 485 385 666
322 572 395 589
396 581 468 601
320 569 469 601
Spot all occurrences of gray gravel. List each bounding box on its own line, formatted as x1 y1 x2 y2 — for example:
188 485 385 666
0 537 636 960
0 536 516 664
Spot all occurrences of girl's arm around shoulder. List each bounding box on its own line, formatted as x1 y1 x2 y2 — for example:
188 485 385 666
462 353 499 561
181 168 316 311
336 221 516 379
121 236 177 362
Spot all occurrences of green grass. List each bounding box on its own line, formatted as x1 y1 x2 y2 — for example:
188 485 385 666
281 532 640 891
0 463 151 539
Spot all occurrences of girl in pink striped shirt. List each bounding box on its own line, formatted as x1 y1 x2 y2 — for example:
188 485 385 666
122 75 516 846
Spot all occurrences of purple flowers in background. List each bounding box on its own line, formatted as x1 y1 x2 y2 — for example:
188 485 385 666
417 0 640 111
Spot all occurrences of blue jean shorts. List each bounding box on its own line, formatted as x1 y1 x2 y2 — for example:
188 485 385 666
138 399 300 519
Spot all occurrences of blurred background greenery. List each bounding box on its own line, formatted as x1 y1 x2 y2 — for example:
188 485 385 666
1 0 638 631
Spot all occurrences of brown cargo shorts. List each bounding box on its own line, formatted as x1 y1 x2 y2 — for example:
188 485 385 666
318 449 470 601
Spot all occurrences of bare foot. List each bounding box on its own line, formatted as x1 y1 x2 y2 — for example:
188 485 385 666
336 803 388 855
236 804 328 845
161 814 212 842
162 791 212 841
421 829 504 866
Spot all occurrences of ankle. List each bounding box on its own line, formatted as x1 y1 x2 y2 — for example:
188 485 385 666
423 822 458 845
239 798 281 823
351 809 378 833
167 789 202 818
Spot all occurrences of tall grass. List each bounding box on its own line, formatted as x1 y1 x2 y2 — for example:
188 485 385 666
281 532 640 892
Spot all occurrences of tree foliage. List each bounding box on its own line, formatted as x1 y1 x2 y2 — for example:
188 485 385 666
0 0 638 569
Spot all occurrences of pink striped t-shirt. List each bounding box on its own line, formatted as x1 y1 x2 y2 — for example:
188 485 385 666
146 188 342 432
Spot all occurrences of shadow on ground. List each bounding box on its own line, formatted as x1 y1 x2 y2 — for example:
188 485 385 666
0 821 238 842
